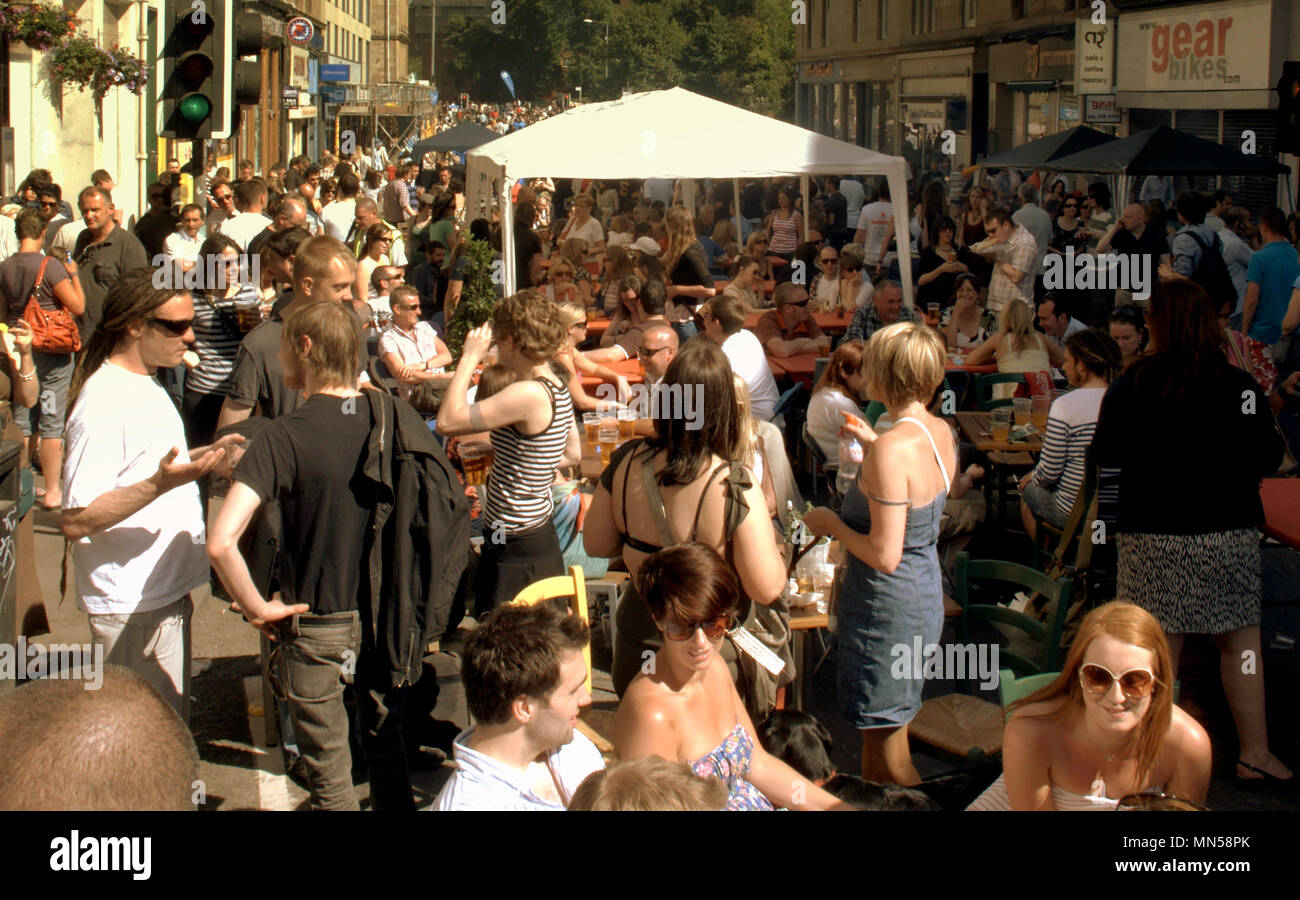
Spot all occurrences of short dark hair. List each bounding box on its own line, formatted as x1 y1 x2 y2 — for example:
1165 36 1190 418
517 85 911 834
15 207 45 240
1038 293 1067 320
462 603 589 725
179 203 203 219
304 164 321 179
36 182 61 202
983 208 1013 227
1087 181 1111 209
336 173 360 198
1174 191 1208 225
707 294 746 335
232 179 267 209
1212 189 1232 205
0 666 199 810
1259 207 1287 236
263 225 311 263
1065 328 1123 382
637 277 667 316
635 543 742 632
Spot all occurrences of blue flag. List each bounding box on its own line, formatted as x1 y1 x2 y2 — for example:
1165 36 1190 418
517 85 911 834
500 71 515 100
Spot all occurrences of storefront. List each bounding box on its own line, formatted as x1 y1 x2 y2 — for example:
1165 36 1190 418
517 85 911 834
897 47 977 169
1115 0 1292 208
989 35 1079 155
795 57 898 156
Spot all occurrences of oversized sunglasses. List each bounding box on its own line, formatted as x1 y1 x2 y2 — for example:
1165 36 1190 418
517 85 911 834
149 317 194 336
663 615 738 641
1079 663 1156 699
636 344 670 357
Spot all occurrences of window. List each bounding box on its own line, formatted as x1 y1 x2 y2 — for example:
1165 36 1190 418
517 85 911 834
854 0 862 41
877 0 887 39
911 0 934 35
963 0 976 26
821 0 829 47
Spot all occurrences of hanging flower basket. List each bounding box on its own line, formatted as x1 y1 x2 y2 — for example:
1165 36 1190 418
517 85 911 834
48 34 147 101
0 1 79 51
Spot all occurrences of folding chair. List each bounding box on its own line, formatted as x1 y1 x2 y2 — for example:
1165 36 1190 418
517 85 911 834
510 566 591 695
974 372 1025 411
800 420 838 506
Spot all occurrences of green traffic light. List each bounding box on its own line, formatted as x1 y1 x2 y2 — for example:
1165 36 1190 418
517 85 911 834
179 93 211 123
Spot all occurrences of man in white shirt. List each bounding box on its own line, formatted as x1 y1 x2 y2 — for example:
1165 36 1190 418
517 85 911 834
703 295 779 421
162 204 205 273
852 181 894 271
433 602 603 811
61 268 244 721
1035 294 1085 364
1012 183 1052 279
205 182 236 236
839 176 865 231
379 285 451 395
321 172 360 242
219 180 272 252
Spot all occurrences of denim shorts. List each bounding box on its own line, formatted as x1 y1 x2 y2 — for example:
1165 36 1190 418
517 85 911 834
1022 481 1068 530
15 350 72 439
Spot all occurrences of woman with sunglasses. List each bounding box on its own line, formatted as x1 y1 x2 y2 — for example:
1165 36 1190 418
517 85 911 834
355 223 392 306
743 230 774 282
553 299 628 412
836 246 875 313
554 238 595 309
1049 194 1089 258
968 602 1211 810
613 543 850 811
1093 280 1293 791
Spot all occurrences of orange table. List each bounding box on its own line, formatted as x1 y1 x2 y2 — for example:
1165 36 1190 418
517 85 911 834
766 353 818 387
716 279 777 298
1261 478 1300 551
579 356 644 391
586 317 612 340
744 311 850 333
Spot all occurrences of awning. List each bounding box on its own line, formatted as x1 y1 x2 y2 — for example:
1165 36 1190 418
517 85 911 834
1005 81 1058 93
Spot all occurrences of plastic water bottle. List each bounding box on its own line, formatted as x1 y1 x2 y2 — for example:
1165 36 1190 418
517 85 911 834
836 434 863 496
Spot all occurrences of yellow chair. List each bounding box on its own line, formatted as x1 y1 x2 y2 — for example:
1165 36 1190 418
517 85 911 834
510 566 591 695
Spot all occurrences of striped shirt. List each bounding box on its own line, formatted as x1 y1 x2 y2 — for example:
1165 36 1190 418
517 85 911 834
483 375 573 534
1030 387 1106 520
768 210 799 254
188 285 261 395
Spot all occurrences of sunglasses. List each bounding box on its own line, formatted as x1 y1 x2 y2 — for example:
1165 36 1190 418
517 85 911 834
394 304 420 311
786 298 810 307
39 201 58 208
820 257 838 264
663 615 738 641
637 345 671 358
1079 663 1157 700
149 317 194 336
1063 203 1079 208
553 271 573 278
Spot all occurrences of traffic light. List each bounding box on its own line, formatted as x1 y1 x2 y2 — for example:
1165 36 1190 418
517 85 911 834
157 0 218 138
214 3 263 139
156 0 261 139
1277 62 1300 155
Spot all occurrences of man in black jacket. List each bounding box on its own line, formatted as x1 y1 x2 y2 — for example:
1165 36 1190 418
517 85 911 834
209 300 466 810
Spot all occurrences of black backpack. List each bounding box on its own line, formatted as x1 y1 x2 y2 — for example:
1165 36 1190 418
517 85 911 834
1183 230 1236 309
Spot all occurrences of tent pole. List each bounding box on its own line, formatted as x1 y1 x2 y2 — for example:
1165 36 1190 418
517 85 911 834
732 178 743 264
800 175 810 243
886 168 914 309
502 169 516 297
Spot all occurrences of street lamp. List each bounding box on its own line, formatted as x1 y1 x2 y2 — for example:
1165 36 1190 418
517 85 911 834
582 17 609 81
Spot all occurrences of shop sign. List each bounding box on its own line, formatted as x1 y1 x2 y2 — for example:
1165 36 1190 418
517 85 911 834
320 64 351 83
1083 95 1121 124
1116 0 1274 92
801 61 835 80
902 102 945 126
281 86 300 108
287 17 313 46
1075 19 1114 94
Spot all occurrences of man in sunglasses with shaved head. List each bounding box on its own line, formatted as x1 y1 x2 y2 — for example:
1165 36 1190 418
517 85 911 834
61 268 247 722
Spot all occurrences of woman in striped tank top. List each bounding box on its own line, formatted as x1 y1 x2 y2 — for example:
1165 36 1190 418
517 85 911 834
763 189 802 262
438 290 582 612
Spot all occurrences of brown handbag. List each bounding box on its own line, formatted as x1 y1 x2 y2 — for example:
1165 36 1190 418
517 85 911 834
22 257 82 354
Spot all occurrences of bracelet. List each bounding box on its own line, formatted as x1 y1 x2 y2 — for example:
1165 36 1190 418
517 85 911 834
18 366 36 381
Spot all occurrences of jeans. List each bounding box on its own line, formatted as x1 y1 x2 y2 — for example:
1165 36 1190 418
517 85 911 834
353 653 414 811
670 319 698 345
273 611 363 811
88 595 193 723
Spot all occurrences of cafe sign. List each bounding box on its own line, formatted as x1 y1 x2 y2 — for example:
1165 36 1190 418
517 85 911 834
1116 0 1275 92
1075 19 1114 94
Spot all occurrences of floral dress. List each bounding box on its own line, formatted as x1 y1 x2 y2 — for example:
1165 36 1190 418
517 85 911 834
691 723 773 811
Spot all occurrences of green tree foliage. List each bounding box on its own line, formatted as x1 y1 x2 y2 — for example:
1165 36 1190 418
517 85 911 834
440 0 794 116
445 239 500 361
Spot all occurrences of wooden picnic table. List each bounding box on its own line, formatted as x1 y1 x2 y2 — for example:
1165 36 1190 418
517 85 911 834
766 353 818 387
586 317 611 340
579 356 643 391
1261 478 1300 551
744 311 851 334
953 410 1044 453
788 604 830 712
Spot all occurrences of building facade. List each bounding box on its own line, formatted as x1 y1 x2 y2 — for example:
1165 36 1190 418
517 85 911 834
369 0 410 84
795 0 1299 206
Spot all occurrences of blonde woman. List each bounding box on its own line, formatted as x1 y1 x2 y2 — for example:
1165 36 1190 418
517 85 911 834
662 205 716 343
732 376 778 519
596 245 638 316
555 237 595 308
803 322 956 785
964 298 1060 397
744 229 774 281
554 299 629 411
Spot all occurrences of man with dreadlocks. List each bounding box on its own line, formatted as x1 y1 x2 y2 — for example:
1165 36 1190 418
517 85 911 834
60 268 250 721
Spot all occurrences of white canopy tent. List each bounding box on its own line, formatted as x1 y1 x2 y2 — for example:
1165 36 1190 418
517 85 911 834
466 87 915 306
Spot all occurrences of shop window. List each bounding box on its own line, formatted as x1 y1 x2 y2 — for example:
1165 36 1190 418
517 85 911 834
877 0 887 40
963 0 976 26
912 0 934 35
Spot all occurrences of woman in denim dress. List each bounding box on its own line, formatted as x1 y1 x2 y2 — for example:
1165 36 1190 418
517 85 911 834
805 322 955 786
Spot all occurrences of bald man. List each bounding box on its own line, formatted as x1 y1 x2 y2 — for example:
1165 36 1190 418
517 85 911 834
638 322 679 384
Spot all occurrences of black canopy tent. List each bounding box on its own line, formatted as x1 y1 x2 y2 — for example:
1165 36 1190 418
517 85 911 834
412 122 501 190
1040 125 1292 211
974 125 1117 169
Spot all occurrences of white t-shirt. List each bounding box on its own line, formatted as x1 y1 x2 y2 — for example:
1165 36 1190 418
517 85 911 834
321 199 357 242
62 361 208 615
163 230 202 267
840 179 865 229
807 388 861 464
561 215 604 249
722 329 780 421
219 212 272 251
857 201 894 265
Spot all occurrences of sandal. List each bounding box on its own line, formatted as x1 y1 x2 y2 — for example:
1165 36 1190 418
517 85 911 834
1236 760 1298 791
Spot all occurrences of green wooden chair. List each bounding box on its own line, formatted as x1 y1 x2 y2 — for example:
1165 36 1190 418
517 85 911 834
864 400 887 427
954 551 1074 675
997 668 1060 715
1031 446 1098 572
975 372 1025 411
